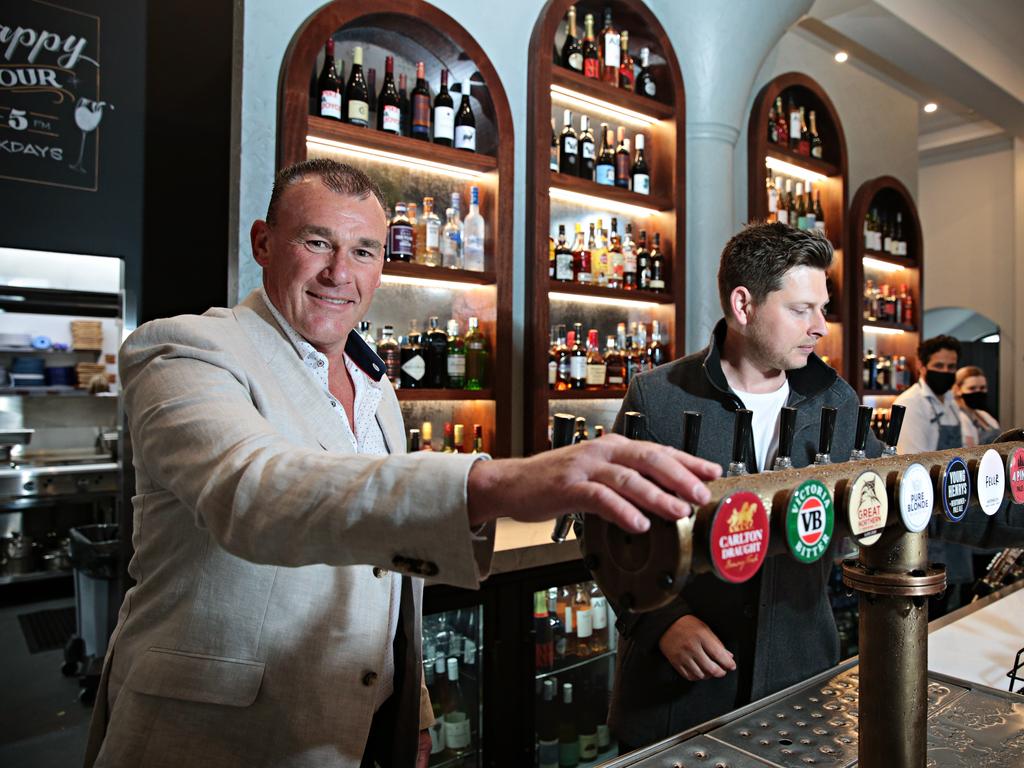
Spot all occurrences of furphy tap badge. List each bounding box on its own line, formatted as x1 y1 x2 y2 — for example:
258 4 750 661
941 457 970 522
785 479 834 563
976 448 1005 516
1007 448 1024 505
709 491 769 584
847 470 887 546
897 463 934 533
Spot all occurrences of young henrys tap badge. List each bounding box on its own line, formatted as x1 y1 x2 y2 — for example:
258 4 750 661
785 479 834 563
1 1 108 190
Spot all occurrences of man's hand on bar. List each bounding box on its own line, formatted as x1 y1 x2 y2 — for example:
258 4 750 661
659 615 736 681
466 434 722 533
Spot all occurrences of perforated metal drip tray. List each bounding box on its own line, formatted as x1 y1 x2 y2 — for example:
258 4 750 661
602 663 1024 767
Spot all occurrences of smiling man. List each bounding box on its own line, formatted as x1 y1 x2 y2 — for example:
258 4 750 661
85 159 720 768
607 222 885 751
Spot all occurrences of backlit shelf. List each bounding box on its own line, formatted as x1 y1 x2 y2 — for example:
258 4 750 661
396 388 494 402
382 261 495 287
551 68 674 122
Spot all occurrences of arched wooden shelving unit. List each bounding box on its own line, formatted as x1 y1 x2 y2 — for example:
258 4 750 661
278 0 513 457
747 72 850 384
525 0 686 455
848 175 924 403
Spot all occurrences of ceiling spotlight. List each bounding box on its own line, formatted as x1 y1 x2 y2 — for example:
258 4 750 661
834 51 849 63
923 102 938 113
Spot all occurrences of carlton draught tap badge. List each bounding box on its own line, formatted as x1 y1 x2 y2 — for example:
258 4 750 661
1008 447 1024 505
785 479 834 564
847 470 887 546
710 491 769 583
941 457 970 522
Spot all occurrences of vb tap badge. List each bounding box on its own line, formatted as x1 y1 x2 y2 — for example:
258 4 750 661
846 470 888 546
709 491 769 584
785 479 834 564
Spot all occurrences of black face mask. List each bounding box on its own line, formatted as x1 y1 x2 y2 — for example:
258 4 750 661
961 391 988 412
925 370 955 396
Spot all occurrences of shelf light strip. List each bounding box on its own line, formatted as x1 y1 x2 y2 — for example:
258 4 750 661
549 186 661 218
550 85 661 126
549 290 662 309
764 155 829 184
862 324 905 336
306 136 485 180
381 274 482 291
863 256 907 273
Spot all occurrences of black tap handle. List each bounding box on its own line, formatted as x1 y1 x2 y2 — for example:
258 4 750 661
854 405 873 452
818 407 837 456
623 411 646 440
682 411 702 455
887 404 906 447
777 406 797 460
732 409 753 465
552 413 577 448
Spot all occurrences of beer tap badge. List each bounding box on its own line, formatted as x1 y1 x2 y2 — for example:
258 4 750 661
709 491 769 583
976 448 1005 515
785 479 834 564
1007 448 1024 505
897 462 934 533
940 457 970 522
846 470 887 546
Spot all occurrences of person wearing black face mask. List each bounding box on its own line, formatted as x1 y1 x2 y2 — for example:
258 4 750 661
954 365 1001 446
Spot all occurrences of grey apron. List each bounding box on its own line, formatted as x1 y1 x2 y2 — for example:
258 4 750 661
926 398 972 583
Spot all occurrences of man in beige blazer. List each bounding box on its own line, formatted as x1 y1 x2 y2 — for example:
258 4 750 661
85 159 720 767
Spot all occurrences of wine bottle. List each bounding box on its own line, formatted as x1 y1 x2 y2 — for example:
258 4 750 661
550 118 559 171
798 106 810 156
534 590 554 670
631 133 650 194
344 46 369 127
635 46 656 98
608 217 623 287
569 322 587 389
636 230 650 290
446 319 466 389
376 56 401 134
398 72 411 136
433 69 455 145
767 96 778 143
558 109 578 175
775 96 788 146
464 317 488 390
618 30 634 90
442 657 471 758
582 13 599 79
648 320 667 367
317 38 342 120
614 127 630 188
462 185 485 272
788 95 800 151
621 223 637 289
561 5 583 73
595 124 615 186
599 8 620 86
537 679 559 768
558 683 580 768
809 109 823 159
453 80 476 151
411 61 430 140
578 115 595 179
649 233 665 291
471 424 484 454
441 422 456 453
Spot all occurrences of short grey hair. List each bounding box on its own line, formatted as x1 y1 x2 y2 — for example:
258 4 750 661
266 158 386 225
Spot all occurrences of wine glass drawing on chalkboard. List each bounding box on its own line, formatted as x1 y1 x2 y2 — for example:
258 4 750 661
69 98 114 174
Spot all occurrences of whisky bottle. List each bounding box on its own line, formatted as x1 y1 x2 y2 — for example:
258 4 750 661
569 322 587 389
621 224 637 289
648 320 667 367
573 224 592 284
605 336 625 389
590 220 607 286
554 324 571 391
648 233 666 291
636 230 651 290
387 203 414 262
419 196 441 266
378 324 400 385
446 319 465 389
424 316 448 388
399 320 426 389
585 329 606 389
554 224 574 282
464 316 488 390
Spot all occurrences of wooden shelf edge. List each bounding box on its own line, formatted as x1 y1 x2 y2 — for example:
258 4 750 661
765 146 841 178
862 249 917 269
861 321 918 333
549 171 672 212
547 388 626 401
307 116 498 174
551 67 675 120
547 281 674 304
383 261 496 285
396 388 494 402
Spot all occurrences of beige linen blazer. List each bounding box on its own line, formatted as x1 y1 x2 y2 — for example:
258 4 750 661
85 292 494 767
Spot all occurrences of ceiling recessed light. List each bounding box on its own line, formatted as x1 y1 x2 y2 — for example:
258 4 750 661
834 51 849 63
923 102 938 113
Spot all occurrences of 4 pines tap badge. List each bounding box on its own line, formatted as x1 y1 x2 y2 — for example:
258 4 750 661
709 491 769 583
785 479 834 563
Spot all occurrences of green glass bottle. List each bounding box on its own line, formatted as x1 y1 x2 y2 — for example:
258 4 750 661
464 316 489 390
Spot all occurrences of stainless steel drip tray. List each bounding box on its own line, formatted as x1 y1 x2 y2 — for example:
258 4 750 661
607 665 1022 767
0 461 120 502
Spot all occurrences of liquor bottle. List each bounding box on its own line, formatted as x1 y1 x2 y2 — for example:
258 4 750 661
728 409 753 476
550 118 559 171
441 422 455 453
589 581 609 653
569 323 587 389
572 223 592 284
410 61 430 140
648 320 667 367
446 319 466 389
558 683 580 768
582 13 599 79
849 405 874 461
788 95 800 151
534 590 554 670
558 109 579 175
575 417 588 442
608 218 624 288
591 220 608 286
814 407 837 465
635 46 656 98
548 588 567 660
573 582 593 657
894 212 905 255
442 657 471 758
631 133 650 194
471 424 484 454
766 171 778 221
636 230 651 290
595 124 615 185
551 225 570 282
599 8 620 86
554 324 571 391
882 213 892 254
771 406 797 471
622 223 637 290
804 184 817 231
605 336 625 389
809 109 823 159
465 317 488 390
618 31 634 90
428 655 446 754
453 80 476 151
417 197 441 266
431 69 455 145
767 96 778 143
814 191 826 235
453 423 465 453
358 320 376 353
578 115 595 179
387 203 414 262
378 325 400 385
792 182 806 230
585 329 607 389
577 679 599 762
407 428 421 453
398 72 411 136
863 348 878 389
424 316 448 388
344 46 369 127
406 202 419 259
561 5 583 72
614 128 630 188
901 286 914 326
376 56 401 134
463 186 485 272
777 178 791 225
649 233 666 291
317 38 342 120
366 67 377 126
798 106 810 155
594 425 605 438
421 421 434 451
442 205 462 269
399 320 426 389
775 96 788 146
537 679 559 768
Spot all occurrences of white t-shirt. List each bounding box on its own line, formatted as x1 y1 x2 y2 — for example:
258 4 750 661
733 380 791 471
